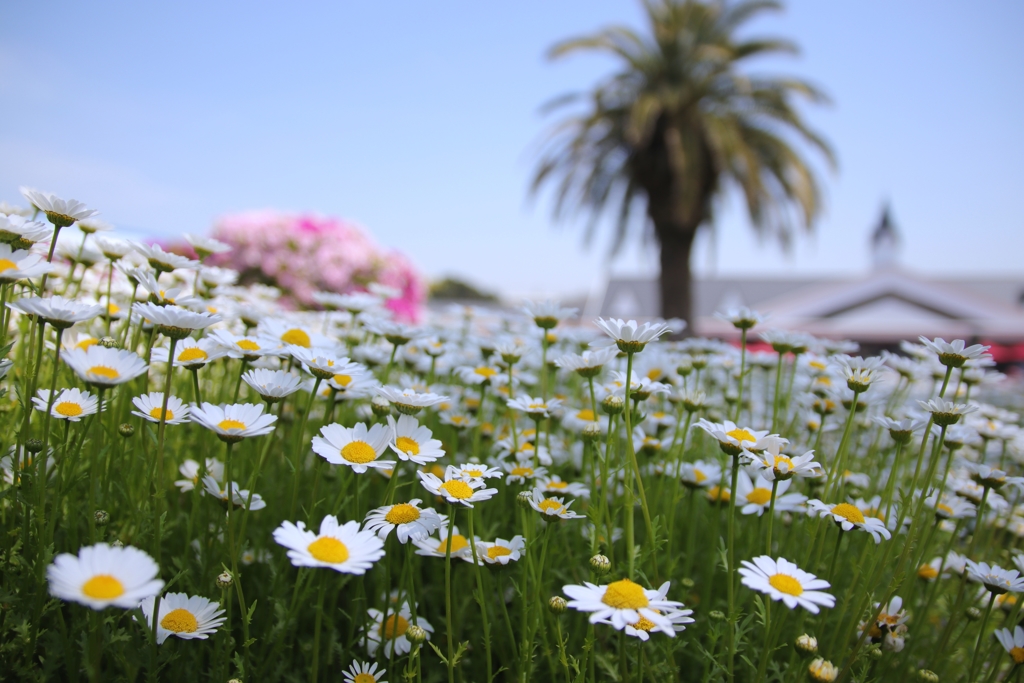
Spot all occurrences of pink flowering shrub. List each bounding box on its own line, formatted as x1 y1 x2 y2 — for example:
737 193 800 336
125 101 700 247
207 210 425 321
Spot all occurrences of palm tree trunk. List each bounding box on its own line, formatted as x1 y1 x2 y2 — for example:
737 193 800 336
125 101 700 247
656 227 697 329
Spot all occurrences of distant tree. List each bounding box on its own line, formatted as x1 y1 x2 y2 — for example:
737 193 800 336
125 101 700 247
429 277 499 302
533 0 834 327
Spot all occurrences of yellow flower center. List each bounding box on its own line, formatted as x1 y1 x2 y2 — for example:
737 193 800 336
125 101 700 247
475 367 497 378
440 480 474 499
384 503 421 525
333 373 353 386
218 419 247 431
160 608 199 633
521 442 535 452
281 328 311 347
708 486 730 502
774 456 794 470
1012 647 1024 665
537 499 564 514
810 360 827 370
510 466 533 477
76 338 98 350
746 488 772 506
528 403 546 411
81 574 125 600
936 503 953 516
88 365 120 380
487 545 512 560
107 303 120 315
632 610 660 631
0 258 16 272
918 564 939 580
576 409 595 421
307 536 349 564
379 614 409 640
437 534 468 554
394 436 420 455
646 369 661 380
353 674 376 683
464 468 484 478
547 481 568 490
341 441 377 464
693 469 707 483
178 347 208 362
149 407 174 421
768 573 804 596
601 578 649 610
726 428 756 444
55 401 83 417
237 339 261 351
830 503 865 525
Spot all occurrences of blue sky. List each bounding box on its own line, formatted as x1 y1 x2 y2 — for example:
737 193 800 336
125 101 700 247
1 1 1022 300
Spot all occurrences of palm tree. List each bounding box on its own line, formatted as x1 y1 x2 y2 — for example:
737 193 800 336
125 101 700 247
532 0 834 327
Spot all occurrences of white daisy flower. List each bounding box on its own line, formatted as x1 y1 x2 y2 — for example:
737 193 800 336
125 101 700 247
93 235 133 260
924 492 976 520
8 295 104 328
184 233 231 258
616 606 695 641
130 241 199 272
208 329 281 359
343 660 388 683
715 307 765 330
918 336 991 368
47 543 163 610
917 399 978 426
739 556 835 613
679 460 721 489
312 422 394 473
189 402 277 443
0 243 54 282
174 458 224 492
694 419 771 456
736 470 806 516
807 500 892 543
131 392 190 425
554 347 620 378
592 317 673 352
387 415 445 465
375 385 449 414
61 346 148 387
994 625 1024 666
563 578 684 633
257 318 333 350
452 463 504 482
749 448 822 481
32 388 100 422
417 466 497 507
507 395 563 419
455 364 505 386
966 560 1024 595
201 476 266 510
412 523 476 560
137 592 226 644
364 602 433 658
477 536 525 566
273 515 385 573
151 337 227 368
0 214 52 244
363 499 442 544
242 368 303 402
528 489 584 520
290 346 357 380
20 187 98 226
134 302 221 333
536 475 590 498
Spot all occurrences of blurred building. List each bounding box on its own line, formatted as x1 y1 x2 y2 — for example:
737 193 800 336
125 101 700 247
590 207 1024 354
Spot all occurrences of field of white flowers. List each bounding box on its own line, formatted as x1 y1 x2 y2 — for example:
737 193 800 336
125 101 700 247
0 188 1022 683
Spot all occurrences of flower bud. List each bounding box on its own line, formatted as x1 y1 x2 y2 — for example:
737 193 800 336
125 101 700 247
94 510 110 527
118 423 135 438
964 606 982 621
516 490 533 510
548 596 567 614
601 395 624 416
808 658 838 682
916 669 939 683
217 571 234 589
709 610 726 622
589 554 611 574
228 679 243 683
370 396 392 417
795 634 817 655
406 624 429 644
111 539 124 548
25 439 43 454
581 423 602 443
98 336 119 349
680 577 695 590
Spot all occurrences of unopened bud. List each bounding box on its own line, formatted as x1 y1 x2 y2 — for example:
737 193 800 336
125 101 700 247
916 669 939 683
601 395 624 416
709 610 726 622
217 571 234 589
581 423 602 443
516 490 533 510
228 679 243 683
548 596 567 614
808 658 838 682
25 439 43 454
964 606 982 621
94 510 110 527
406 624 428 644
795 634 817 654
866 645 883 660
370 396 392 417
118 423 135 438
589 554 611 574
680 577 695 590
111 539 124 548
98 336 118 348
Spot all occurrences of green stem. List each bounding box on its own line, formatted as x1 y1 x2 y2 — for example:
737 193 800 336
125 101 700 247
444 508 458 683
765 478 780 555
467 510 492 683
310 572 328 683
968 593 997 681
